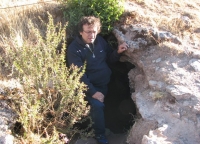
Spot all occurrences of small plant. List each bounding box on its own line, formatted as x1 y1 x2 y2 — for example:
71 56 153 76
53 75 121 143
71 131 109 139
151 91 165 101
59 0 125 36
5 13 93 143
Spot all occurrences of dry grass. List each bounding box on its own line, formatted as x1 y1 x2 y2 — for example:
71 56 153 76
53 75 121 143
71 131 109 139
0 0 63 78
125 0 200 39
0 0 52 8
0 0 61 36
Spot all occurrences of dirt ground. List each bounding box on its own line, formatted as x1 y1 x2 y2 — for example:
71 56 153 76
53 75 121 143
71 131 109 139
74 133 128 144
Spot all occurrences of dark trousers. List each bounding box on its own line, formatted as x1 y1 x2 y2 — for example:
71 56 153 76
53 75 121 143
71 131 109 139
86 85 108 136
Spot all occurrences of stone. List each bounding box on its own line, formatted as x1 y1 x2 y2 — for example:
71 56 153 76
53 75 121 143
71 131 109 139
0 135 14 144
189 59 200 72
166 85 193 100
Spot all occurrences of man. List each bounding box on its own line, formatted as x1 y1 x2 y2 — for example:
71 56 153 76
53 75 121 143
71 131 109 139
67 16 127 144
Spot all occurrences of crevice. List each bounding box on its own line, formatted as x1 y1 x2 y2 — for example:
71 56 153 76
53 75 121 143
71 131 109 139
103 33 138 134
105 61 137 134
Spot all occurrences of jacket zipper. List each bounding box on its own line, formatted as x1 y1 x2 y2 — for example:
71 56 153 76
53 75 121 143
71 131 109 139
86 43 95 58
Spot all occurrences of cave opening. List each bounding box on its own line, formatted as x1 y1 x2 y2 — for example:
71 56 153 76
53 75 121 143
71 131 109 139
105 60 136 134
103 33 137 134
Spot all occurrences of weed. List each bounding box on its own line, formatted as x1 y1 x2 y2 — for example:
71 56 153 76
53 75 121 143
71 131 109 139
5 13 93 143
151 91 165 101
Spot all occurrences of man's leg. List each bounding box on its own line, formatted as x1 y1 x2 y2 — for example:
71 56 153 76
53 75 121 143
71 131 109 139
86 85 109 144
86 97 105 136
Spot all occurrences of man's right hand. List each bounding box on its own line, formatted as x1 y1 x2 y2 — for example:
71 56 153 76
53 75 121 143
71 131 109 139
92 92 105 102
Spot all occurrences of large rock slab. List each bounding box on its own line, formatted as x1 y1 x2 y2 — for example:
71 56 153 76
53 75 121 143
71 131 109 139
113 23 200 144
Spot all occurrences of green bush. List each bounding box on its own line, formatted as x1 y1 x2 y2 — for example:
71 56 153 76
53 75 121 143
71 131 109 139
59 0 124 36
5 13 93 143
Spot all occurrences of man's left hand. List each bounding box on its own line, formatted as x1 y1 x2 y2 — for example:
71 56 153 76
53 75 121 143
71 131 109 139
117 42 128 54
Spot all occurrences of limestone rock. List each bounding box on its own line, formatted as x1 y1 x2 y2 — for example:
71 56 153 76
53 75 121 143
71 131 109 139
0 135 14 144
189 59 200 72
114 21 200 144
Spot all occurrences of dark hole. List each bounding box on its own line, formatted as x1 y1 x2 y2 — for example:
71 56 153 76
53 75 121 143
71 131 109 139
105 61 136 134
103 33 137 134
12 121 25 136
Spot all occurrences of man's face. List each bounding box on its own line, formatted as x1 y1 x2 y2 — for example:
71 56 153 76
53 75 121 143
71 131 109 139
80 24 98 44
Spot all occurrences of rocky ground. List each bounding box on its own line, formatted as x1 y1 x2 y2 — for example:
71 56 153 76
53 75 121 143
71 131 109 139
114 1 200 143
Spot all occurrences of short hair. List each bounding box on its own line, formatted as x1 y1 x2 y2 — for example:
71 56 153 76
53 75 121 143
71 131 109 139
78 16 101 33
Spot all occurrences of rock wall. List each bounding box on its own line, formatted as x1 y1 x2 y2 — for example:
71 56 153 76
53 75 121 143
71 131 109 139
0 80 20 144
113 24 200 144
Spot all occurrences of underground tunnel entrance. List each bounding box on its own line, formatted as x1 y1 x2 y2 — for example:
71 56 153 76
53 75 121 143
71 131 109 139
104 61 136 134
103 33 137 134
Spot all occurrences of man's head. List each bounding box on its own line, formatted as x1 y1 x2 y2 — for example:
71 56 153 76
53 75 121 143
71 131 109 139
78 16 101 44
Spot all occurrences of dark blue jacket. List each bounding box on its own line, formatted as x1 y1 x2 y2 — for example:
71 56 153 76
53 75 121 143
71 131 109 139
67 35 120 97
